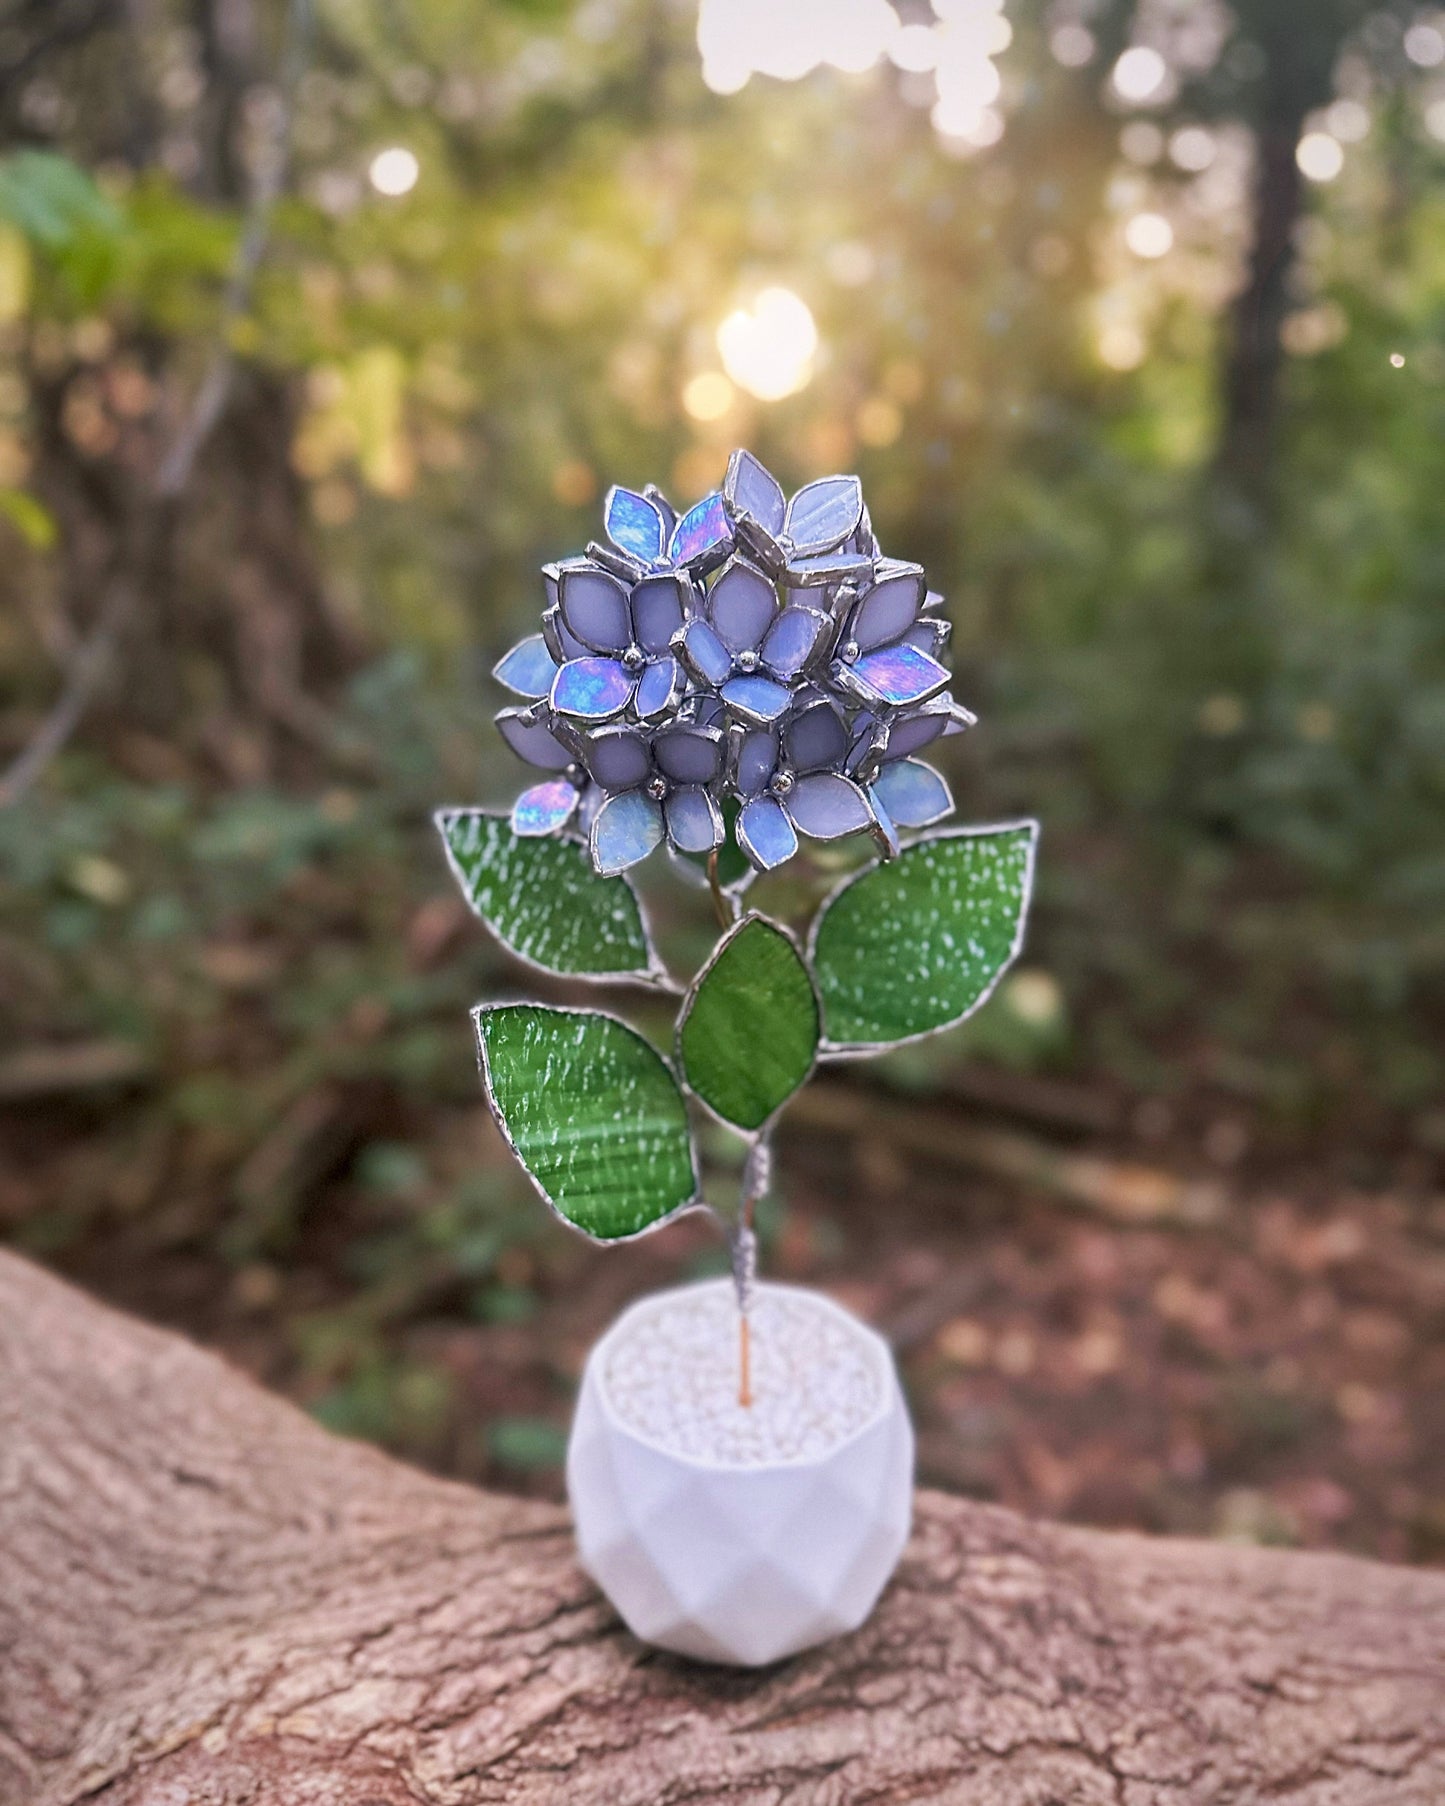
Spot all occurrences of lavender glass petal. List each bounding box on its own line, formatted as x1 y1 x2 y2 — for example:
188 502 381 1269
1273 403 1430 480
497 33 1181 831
631 574 688 654
735 727 778 797
550 657 635 721
784 772 874 840
786 700 849 772
558 567 631 653
848 572 923 652
737 796 798 872
678 618 733 687
761 605 829 679
510 778 579 837
784 475 863 556
590 789 664 876
633 654 684 721
496 708 574 771
585 725 652 791
720 674 792 725
724 448 786 536
707 557 777 653
654 724 723 784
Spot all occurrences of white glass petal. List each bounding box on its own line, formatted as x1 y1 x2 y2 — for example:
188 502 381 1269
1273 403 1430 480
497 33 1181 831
761 605 830 680
590 789 664 875
707 556 777 654
605 485 666 563
550 657 635 721
881 706 949 760
492 633 559 698
783 551 873 588
784 474 864 557
584 725 652 793
654 724 724 784
870 758 953 828
903 618 950 658
737 796 798 871
559 566 632 653
663 786 723 855
511 778 579 837
784 772 874 840
848 572 925 653
541 603 587 663
496 707 574 771
631 573 689 654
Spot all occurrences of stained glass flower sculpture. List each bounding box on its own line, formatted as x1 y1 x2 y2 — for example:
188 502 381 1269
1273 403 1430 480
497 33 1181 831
489 449 975 880
438 447 1038 1389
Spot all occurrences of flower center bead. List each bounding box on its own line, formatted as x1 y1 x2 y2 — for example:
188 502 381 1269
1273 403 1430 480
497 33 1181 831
736 649 759 673
646 775 668 800
622 644 645 671
771 768 794 798
841 640 860 664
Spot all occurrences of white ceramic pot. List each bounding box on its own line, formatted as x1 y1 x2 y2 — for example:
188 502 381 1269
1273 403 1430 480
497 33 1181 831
566 1277 914 1667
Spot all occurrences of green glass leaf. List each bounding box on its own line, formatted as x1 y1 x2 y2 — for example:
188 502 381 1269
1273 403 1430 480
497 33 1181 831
809 822 1039 1052
475 1004 698 1241
437 809 663 984
677 913 819 1132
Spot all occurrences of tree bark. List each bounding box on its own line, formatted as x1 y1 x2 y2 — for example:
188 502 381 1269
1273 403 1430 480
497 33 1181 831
1 1250 1441 1806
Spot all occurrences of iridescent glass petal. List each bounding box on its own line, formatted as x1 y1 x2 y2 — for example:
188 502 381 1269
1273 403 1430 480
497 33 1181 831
633 653 684 721
550 657 635 721
761 605 831 679
843 643 950 708
668 491 734 568
605 485 666 564
510 778 579 837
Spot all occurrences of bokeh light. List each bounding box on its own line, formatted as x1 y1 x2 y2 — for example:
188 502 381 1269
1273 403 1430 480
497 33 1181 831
1296 132 1344 182
1168 126 1217 172
1050 23 1095 67
696 0 897 89
1124 211 1174 258
1111 46 1167 105
1403 22 1445 66
368 147 419 196
682 372 736 421
716 287 818 401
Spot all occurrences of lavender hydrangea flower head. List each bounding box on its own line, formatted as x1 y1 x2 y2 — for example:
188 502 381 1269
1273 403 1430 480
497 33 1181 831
492 449 974 878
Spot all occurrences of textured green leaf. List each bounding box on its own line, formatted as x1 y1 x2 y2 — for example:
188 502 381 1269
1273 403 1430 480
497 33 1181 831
475 1004 698 1241
437 809 661 982
809 822 1039 1051
678 913 819 1131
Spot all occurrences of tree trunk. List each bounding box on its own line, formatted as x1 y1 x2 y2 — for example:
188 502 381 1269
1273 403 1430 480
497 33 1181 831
1 1250 1441 1806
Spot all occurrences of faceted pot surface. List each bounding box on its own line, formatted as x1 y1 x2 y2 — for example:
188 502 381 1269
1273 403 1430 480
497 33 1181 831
566 1278 914 1667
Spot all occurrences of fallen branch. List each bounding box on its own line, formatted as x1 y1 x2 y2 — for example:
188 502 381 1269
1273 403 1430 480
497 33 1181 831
790 1080 1229 1227
0 1249 1440 1805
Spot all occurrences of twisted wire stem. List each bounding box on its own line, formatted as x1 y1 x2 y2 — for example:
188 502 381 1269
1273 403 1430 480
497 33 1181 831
731 1135 771 1408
